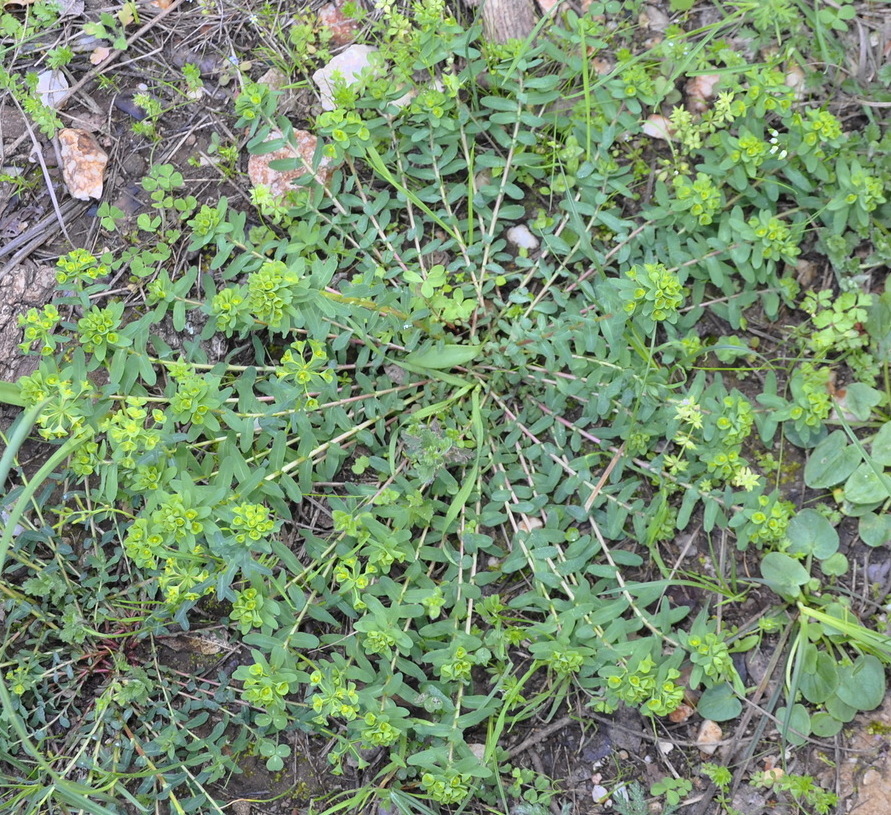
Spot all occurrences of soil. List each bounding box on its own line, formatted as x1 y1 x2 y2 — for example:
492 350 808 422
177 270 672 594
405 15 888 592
2 1 890 813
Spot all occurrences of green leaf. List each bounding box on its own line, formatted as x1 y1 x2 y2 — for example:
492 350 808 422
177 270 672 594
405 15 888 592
0 381 24 407
243 633 286 651
867 292 891 361
835 655 885 711
402 344 481 370
859 512 891 547
696 683 742 721
799 650 838 704
844 463 891 504
271 539 305 576
785 509 838 559
395 359 472 387
443 463 479 535
804 431 859 488
289 632 319 650
819 552 848 576
500 204 526 220
839 383 881 422
825 694 857 723
760 552 810 601
810 712 844 737
871 421 891 466
776 703 810 746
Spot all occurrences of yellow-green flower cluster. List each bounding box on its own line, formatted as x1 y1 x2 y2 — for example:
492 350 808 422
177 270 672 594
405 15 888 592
360 712 400 747
169 372 213 426
100 398 165 469
672 173 723 226
123 517 163 570
730 129 770 170
78 303 128 360
599 655 684 716
309 668 360 724
244 661 292 708
55 248 108 286
246 259 302 333
230 503 276 546
622 262 686 324
18 370 92 439
18 304 60 355
152 494 207 545
746 493 794 549
210 287 246 335
277 339 335 408
420 769 472 805
231 587 265 632
795 109 843 149
158 558 213 607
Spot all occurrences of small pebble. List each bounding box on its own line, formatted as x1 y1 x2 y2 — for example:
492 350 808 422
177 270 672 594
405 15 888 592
114 94 148 121
642 114 673 140
507 224 538 251
0 511 23 537
591 783 609 803
36 69 69 109
120 152 146 177
696 719 723 756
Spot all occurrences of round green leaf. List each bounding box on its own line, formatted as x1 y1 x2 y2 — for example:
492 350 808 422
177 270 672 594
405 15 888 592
804 431 860 488
835 655 885 711
844 499 884 517
825 694 857 723
810 712 844 738
799 651 839 704
819 552 848 577
844 463 891 505
838 383 881 422
859 512 891 547
776 703 810 746
785 509 838 559
697 683 742 722
760 552 810 601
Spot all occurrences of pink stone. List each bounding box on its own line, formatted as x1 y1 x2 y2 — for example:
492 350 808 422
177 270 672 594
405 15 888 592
58 128 108 200
247 129 338 202
317 1 360 48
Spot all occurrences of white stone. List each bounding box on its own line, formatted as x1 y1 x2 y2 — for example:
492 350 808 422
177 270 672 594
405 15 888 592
506 224 539 251
35 70 69 109
1 511 23 538
642 114 673 140
786 65 806 99
591 784 609 803
312 45 380 111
